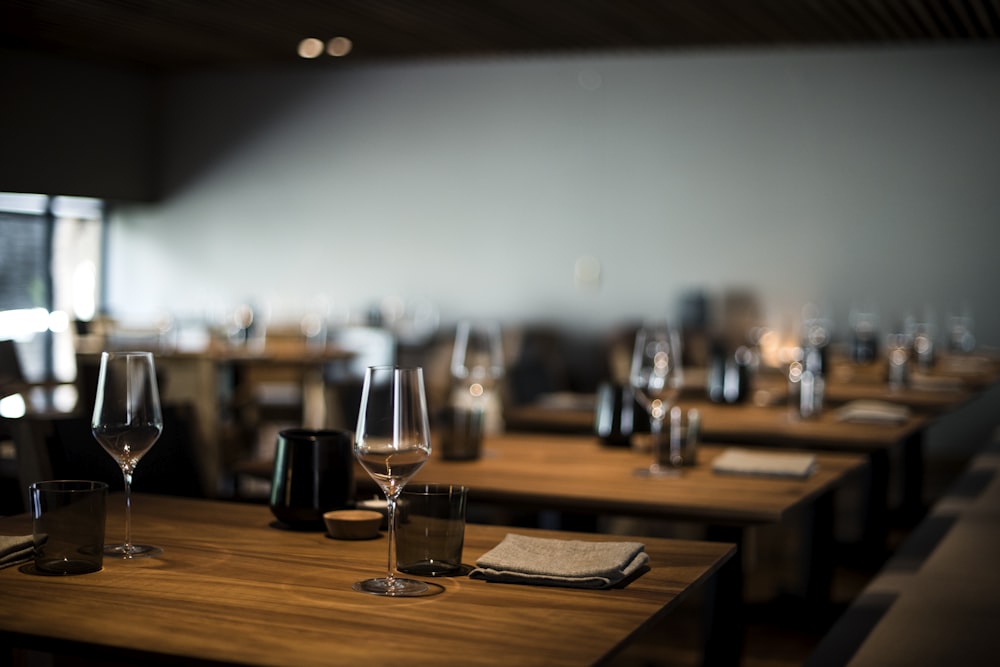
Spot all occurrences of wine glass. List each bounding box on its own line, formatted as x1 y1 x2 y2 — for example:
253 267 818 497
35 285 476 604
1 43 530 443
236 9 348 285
629 322 684 477
91 351 164 558
450 320 504 401
450 320 504 435
353 366 433 596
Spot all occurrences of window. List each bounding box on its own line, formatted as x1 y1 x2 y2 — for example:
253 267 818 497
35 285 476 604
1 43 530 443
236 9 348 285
0 193 104 383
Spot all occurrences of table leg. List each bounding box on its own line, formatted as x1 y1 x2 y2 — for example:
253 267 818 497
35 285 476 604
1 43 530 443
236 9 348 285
859 449 890 563
899 430 926 527
801 490 835 611
703 525 744 667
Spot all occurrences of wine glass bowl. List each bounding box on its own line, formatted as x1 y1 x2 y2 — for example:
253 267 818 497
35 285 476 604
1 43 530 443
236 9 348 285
450 320 504 399
352 366 433 596
630 323 684 477
91 351 163 558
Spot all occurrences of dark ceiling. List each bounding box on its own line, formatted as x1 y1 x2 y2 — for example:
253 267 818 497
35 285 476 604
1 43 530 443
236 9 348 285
2 0 998 73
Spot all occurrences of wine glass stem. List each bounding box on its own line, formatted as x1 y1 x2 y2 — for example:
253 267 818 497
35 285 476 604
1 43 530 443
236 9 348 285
385 493 399 586
121 468 134 555
650 415 665 468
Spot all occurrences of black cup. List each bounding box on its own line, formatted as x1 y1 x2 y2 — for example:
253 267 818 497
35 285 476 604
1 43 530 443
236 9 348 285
594 382 639 447
707 344 754 405
439 406 484 461
269 429 355 530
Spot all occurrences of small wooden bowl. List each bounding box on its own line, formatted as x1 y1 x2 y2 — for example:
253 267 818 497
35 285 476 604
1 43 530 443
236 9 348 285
323 509 383 540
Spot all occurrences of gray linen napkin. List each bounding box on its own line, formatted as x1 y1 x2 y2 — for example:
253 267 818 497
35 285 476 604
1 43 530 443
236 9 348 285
469 533 649 589
0 534 35 569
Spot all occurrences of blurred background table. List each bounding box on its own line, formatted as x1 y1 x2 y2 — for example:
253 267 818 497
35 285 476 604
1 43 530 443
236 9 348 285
507 393 932 555
75 342 353 495
409 433 866 626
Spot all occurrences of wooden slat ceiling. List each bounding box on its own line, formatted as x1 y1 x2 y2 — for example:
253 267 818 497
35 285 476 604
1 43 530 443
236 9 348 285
2 0 998 73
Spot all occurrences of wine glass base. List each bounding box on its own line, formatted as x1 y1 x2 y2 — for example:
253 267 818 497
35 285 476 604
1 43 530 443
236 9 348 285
104 543 163 559
633 464 682 478
352 577 440 597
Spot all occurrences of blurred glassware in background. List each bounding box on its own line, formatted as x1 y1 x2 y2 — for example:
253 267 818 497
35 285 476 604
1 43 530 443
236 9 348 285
594 382 638 447
668 405 700 466
450 320 505 433
788 348 824 419
300 310 328 351
905 310 936 370
678 290 711 367
885 332 912 389
707 341 753 404
849 304 880 364
947 310 976 354
451 320 504 389
784 303 829 419
630 321 684 476
223 302 265 350
801 303 832 375
299 294 333 352
389 297 441 347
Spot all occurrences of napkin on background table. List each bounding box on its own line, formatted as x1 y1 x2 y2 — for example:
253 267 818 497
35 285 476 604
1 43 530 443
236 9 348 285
0 534 35 569
711 448 817 479
835 400 911 424
469 533 649 589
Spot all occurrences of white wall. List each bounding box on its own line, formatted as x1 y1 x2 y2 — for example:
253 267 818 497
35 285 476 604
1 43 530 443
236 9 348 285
108 44 1000 346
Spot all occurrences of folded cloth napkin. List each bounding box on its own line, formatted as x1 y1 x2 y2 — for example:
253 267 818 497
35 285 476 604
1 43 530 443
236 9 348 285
836 400 910 424
712 448 817 479
469 533 649 589
0 534 35 569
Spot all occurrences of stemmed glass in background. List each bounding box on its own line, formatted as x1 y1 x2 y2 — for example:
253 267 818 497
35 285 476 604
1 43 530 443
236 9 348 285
450 320 504 435
91 351 164 558
450 320 504 403
630 322 684 477
353 366 433 596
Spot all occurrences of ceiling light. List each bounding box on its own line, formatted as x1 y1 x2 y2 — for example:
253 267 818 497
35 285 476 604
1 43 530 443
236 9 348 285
327 37 353 57
298 38 324 59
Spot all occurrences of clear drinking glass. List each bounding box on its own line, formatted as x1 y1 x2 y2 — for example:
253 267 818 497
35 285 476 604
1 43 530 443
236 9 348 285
353 366 433 596
91 351 163 558
629 322 684 477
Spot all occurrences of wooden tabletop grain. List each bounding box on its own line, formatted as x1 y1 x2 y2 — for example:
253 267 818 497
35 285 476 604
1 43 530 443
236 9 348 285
0 494 734 667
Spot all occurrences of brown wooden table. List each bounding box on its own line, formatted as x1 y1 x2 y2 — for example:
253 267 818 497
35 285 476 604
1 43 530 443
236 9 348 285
682 399 934 551
413 433 865 528
744 364 977 414
406 432 866 664
506 396 930 556
77 343 353 487
821 378 974 413
827 352 1000 392
0 494 733 667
